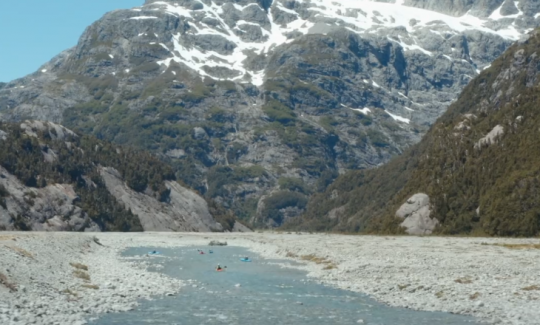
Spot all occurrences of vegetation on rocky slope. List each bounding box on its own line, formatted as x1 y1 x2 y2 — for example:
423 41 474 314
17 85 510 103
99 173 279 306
0 122 182 231
292 30 540 237
1 1 536 228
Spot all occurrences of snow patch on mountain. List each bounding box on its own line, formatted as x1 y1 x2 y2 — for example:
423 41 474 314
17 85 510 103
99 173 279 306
125 0 535 86
129 16 158 20
490 1 523 20
386 111 411 124
342 104 371 115
151 0 316 85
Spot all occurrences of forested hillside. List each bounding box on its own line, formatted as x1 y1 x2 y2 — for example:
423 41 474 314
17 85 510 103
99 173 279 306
293 29 540 237
0 121 232 232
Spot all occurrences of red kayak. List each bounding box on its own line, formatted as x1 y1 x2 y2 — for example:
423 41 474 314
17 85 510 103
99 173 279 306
216 268 224 272
199 251 205 254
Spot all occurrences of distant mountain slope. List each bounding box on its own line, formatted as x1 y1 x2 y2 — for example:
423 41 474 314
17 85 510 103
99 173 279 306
294 29 540 237
0 121 233 232
0 0 539 226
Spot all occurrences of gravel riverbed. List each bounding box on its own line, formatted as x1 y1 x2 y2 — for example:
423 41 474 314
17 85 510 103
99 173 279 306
1 232 539 325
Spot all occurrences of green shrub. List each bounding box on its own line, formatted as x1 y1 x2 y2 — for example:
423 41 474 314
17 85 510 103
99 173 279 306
262 100 296 125
132 62 160 74
278 177 310 194
293 157 327 176
366 129 390 147
206 107 230 123
261 191 308 224
319 116 338 133
206 165 267 198
182 83 212 102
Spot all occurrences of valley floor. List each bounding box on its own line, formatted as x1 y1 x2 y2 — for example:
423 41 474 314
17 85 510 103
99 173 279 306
1 232 539 325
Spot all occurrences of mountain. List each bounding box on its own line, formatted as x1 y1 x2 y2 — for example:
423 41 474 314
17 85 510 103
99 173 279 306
293 28 540 237
1 0 539 227
0 120 245 232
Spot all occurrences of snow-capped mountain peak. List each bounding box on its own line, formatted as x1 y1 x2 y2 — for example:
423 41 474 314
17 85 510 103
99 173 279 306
128 0 538 85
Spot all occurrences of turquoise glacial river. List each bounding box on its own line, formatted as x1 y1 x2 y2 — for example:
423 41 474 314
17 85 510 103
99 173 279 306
90 246 479 325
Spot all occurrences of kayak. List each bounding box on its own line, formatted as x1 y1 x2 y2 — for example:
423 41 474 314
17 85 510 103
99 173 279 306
199 251 205 254
240 258 251 262
216 268 224 272
148 251 160 255
209 250 213 254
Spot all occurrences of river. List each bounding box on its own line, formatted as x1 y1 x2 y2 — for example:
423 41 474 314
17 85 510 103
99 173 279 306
90 246 479 325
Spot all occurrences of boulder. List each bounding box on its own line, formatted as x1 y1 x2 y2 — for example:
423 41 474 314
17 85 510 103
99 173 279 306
193 127 208 140
396 193 439 235
474 125 504 149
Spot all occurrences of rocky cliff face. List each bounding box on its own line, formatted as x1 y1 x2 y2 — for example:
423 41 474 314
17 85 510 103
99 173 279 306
296 29 540 237
100 167 222 231
0 165 100 232
0 121 233 232
0 0 538 226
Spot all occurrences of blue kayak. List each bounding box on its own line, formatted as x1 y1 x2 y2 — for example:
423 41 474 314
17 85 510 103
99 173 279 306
240 258 251 262
148 251 161 255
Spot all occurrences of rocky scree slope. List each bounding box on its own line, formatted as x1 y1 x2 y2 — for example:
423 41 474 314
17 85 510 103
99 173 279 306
0 121 231 232
294 28 540 237
0 0 539 227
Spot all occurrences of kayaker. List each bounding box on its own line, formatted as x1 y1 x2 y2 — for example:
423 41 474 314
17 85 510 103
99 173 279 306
216 264 222 271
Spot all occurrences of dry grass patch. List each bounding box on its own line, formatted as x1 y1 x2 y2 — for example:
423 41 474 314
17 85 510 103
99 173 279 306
301 254 328 264
7 245 34 259
435 291 444 298
0 235 17 241
70 262 88 271
73 270 90 282
81 284 99 290
455 277 474 284
285 251 298 258
492 243 540 250
285 252 336 269
62 288 78 297
0 272 17 292
398 284 410 290
300 254 337 269
522 285 540 291
470 292 481 300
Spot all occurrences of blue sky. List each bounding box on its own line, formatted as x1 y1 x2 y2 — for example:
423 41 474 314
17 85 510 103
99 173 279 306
0 0 143 82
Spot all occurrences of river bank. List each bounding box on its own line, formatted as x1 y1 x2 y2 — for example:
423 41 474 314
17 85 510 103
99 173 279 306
1 232 539 324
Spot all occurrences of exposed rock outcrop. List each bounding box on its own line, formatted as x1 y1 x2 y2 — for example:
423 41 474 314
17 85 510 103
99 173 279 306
20 120 77 140
232 221 253 232
99 167 223 232
396 193 439 235
0 166 100 231
0 121 231 233
474 125 504 149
